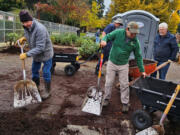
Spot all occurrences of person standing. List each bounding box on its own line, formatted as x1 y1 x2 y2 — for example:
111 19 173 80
95 18 123 75
95 29 101 43
151 22 178 80
18 10 54 100
101 21 146 113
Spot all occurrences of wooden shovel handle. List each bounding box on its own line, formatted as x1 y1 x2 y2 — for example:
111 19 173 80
160 85 180 125
129 60 172 86
147 60 172 75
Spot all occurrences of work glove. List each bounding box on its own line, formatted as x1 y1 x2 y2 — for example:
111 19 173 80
16 37 27 46
19 53 27 60
19 37 26 44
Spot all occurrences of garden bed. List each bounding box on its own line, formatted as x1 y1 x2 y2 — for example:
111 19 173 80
0 49 179 135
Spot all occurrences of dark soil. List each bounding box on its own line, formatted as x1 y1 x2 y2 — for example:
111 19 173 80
0 46 25 54
0 48 179 135
0 45 78 54
53 46 78 54
129 59 156 67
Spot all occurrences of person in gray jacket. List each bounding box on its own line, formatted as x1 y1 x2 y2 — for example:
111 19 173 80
18 10 54 100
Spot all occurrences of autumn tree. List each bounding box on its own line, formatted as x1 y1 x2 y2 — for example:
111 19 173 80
35 0 89 24
81 1 105 30
168 0 180 33
88 0 105 18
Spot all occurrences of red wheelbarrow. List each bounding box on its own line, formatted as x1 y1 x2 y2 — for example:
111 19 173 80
129 59 157 80
115 59 157 88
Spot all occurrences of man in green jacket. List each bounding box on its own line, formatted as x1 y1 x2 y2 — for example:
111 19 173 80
101 21 146 113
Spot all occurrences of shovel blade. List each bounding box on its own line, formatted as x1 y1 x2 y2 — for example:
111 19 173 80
14 80 42 108
136 127 158 135
81 86 103 116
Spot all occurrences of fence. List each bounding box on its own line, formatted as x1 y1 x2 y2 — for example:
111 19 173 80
0 10 80 43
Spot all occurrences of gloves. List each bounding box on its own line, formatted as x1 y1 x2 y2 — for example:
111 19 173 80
18 37 27 44
19 53 27 60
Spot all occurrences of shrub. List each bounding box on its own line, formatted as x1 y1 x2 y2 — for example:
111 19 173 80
6 32 19 46
50 35 56 44
78 39 99 58
75 37 85 47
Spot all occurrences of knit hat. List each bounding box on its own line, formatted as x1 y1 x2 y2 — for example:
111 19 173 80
19 10 33 22
127 21 139 34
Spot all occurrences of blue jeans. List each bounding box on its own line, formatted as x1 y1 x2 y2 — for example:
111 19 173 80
95 43 112 72
96 36 100 43
151 61 170 80
32 58 52 82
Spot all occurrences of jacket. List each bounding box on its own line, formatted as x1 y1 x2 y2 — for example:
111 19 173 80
102 29 144 72
24 19 54 62
153 32 178 62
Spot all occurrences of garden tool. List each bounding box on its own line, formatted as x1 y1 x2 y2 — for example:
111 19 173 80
13 40 42 108
81 48 104 116
136 84 180 135
116 60 172 89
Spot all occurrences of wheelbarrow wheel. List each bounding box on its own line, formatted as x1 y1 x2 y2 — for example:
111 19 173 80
64 64 76 76
72 62 80 71
131 109 152 130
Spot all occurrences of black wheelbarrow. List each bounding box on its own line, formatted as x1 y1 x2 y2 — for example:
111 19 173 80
130 76 180 130
51 52 80 76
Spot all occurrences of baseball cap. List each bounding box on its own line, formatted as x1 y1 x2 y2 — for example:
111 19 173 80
127 21 139 34
114 18 123 25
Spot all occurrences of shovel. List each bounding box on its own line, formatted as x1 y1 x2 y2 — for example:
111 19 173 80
136 84 180 135
116 60 172 89
13 40 42 108
81 48 104 116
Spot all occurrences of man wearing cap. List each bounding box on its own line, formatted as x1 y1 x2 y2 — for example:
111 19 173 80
151 22 178 80
101 21 146 113
17 10 54 100
95 18 123 75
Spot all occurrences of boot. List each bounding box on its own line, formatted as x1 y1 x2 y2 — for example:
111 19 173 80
41 81 51 100
32 77 40 92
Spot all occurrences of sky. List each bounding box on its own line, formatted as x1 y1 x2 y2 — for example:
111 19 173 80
103 0 111 15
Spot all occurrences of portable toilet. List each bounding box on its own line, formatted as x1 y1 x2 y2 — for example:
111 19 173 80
112 10 160 59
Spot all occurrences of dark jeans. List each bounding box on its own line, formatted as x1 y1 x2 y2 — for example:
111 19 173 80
95 44 112 72
32 58 52 82
151 61 170 80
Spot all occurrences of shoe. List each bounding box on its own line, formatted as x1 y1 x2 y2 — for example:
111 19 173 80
103 99 109 107
122 104 129 113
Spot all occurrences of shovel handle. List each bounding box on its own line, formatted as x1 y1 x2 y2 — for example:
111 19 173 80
17 40 27 81
97 48 104 88
148 60 171 76
160 85 180 125
129 60 172 86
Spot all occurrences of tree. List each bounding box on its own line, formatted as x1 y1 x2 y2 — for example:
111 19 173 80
0 0 25 11
35 0 82 24
81 1 105 30
167 0 180 33
105 0 171 30
88 0 105 18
